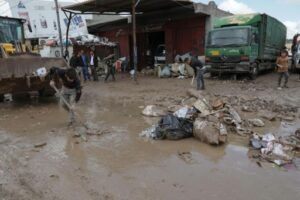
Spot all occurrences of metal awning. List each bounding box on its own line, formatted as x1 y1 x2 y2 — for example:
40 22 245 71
62 0 193 15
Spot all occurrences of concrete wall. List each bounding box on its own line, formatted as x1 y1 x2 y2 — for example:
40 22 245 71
194 1 232 42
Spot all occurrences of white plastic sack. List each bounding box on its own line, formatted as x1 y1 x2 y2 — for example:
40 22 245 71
36 67 47 77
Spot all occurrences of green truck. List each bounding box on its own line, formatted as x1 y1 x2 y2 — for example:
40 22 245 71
205 13 287 79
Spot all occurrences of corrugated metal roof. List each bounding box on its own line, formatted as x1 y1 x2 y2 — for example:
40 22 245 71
63 0 193 14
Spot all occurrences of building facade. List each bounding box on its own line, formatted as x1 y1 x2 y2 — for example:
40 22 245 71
88 1 230 69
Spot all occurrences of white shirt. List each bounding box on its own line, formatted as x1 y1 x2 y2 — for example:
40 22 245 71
90 55 94 66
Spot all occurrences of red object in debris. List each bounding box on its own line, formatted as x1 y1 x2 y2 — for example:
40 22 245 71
115 60 122 72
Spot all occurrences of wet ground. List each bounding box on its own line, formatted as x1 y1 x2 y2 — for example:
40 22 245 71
0 73 300 200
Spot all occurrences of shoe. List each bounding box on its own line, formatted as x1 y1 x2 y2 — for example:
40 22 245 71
277 87 282 90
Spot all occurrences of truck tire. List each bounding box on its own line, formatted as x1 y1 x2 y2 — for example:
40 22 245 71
249 63 258 80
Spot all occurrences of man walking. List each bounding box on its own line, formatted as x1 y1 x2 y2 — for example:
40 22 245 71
185 56 206 90
50 67 81 126
104 54 116 82
79 50 90 81
89 51 99 81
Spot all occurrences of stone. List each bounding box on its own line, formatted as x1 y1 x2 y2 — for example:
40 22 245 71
279 115 295 122
212 99 225 110
241 106 254 112
259 111 277 121
248 119 265 127
193 99 210 116
207 115 219 123
182 97 197 107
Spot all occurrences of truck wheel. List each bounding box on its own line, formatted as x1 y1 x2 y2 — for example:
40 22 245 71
250 63 258 80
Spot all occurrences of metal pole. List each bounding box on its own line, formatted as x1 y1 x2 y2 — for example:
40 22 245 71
54 0 64 58
132 0 137 81
65 12 73 59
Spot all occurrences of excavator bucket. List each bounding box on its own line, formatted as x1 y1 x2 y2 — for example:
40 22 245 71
0 55 68 96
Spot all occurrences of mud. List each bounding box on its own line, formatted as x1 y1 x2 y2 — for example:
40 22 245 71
0 73 300 200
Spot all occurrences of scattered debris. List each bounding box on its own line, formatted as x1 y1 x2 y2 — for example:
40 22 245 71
193 99 211 116
49 175 59 179
173 106 197 119
249 131 300 167
212 99 225 110
258 111 277 121
248 118 265 127
34 142 47 148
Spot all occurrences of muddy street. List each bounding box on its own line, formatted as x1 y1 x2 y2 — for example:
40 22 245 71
0 73 300 200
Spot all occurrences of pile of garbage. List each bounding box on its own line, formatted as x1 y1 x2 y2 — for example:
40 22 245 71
140 89 300 169
249 130 300 167
141 89 256 145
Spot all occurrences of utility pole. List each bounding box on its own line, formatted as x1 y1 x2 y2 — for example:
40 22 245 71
132 0 137 82
54 0 63 58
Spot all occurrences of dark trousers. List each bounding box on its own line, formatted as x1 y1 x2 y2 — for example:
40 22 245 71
90 65 98 81
105 67 116 81
278 72 289 87
82 66 90 81
196 68 206 90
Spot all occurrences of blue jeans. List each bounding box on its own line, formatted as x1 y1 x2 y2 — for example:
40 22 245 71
278 72 289 87
82 66 90 81
196 67 206 90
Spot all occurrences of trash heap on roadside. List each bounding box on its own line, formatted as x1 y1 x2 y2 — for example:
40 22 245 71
141 89 254 145
140 89 300 167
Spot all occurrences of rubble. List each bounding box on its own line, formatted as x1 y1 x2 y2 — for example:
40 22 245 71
141 88 300 165
249 131 300 167
258 111 277 121
173 106 197 119
248 119 265 127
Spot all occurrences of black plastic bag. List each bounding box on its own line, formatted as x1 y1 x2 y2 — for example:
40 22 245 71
153 114 193 140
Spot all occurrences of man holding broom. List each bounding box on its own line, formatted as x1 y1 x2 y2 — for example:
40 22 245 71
49 67 82 126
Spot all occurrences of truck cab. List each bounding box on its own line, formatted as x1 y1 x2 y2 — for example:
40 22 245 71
206 26 259 78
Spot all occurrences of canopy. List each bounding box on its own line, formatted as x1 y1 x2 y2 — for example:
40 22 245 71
62 0 193 15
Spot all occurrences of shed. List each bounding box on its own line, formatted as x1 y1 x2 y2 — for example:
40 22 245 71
63 0 230 70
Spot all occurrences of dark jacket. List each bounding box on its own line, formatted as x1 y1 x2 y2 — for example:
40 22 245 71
78 55 88 67
69 56 77 68
88 55 98 67
56 69 81 90
189 57 203 74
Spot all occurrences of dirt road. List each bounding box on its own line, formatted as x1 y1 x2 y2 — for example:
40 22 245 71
0 73 300 200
